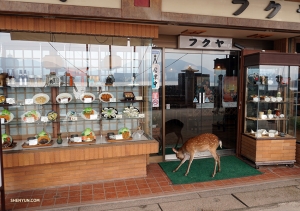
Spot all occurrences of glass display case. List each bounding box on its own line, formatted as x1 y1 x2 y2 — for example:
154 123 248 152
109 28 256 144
0 32 155 151
241 52 300 168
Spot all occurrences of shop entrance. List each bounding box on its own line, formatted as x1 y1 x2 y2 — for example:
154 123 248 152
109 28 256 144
159 49 240 160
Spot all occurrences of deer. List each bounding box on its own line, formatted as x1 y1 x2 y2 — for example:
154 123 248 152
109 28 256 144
160 119 184 149
172 133 222 177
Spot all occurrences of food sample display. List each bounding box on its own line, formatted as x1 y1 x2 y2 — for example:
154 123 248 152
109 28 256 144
37 130 51 144
81 128 96 142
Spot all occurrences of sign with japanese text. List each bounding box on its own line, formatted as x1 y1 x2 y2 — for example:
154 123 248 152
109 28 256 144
152 92 159 108
152 64 160 89
178 36 232 50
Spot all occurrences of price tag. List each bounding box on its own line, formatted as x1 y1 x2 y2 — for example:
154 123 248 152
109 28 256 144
61 98 68 103
26 117 35 123
84 98 92 103
109 98 116 102
90 114 97 120
116 114 122 119
25 99 33 105
70 116 77 121
6 98 15 104
138 114 145 118
1 118 4 123
74 137 82 142
115 134 123 140
41 116 48 122
29 139 38 145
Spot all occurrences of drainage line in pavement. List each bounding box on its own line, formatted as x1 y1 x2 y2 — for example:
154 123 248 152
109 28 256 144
231 194 249 207
158 203 163 211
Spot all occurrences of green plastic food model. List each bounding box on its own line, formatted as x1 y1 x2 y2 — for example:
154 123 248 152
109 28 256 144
82 128 92 136
83 107 93 114
1 109 10 115
118 127 131 139
2 133 9 143
38 130 47 137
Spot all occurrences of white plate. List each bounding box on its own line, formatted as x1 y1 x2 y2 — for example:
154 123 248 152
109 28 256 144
99 92 114 103
33 93 50 105
21 111 41 123
56 93 73 104
80 110 99 120
80 93 96 103
0 113 14 124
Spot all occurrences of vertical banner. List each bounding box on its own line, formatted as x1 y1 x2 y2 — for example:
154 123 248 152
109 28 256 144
152 63 160 89
152 92 159 107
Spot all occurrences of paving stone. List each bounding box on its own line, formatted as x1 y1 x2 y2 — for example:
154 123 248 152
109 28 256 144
233 201 300 211
233 186 300 207
198 179 299 197
158 194 246 211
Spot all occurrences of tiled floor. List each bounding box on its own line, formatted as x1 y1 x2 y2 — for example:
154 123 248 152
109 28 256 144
3 158 300 210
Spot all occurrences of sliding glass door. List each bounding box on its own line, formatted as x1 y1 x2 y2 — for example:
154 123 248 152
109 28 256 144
162 49 239 160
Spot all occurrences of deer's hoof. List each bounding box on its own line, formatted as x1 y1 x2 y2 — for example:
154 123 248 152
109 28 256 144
184 173 188 176
172 170 176 173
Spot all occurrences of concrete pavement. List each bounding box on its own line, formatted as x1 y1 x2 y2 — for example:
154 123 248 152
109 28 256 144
36 178 300 211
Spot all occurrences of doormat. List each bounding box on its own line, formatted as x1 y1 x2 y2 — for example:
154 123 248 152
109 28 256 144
159 155 262 185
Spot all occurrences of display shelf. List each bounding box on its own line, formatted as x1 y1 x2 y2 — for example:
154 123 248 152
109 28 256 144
241 52 300 168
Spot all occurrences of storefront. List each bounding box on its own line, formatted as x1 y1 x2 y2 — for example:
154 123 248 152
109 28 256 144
1 0 300 194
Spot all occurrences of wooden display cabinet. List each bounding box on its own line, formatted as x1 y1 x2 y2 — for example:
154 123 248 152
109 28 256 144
241 52 300 168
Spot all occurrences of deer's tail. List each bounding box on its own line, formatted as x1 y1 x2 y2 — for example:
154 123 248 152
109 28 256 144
219 140 222 149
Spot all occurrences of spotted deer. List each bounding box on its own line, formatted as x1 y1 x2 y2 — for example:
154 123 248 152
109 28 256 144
172 133 222 177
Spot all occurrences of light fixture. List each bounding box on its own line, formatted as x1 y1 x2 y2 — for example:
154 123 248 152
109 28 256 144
233 43 245 50
213 59 226 70
127 38 130 47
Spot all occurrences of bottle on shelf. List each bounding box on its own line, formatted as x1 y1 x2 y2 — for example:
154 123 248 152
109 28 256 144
18 69 23 86
6 69 10 86
23 69 28 86
10 69 15 85
57 133 63 144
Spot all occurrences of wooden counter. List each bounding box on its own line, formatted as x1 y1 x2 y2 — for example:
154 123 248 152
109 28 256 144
3 140 159 191
241 134 296 168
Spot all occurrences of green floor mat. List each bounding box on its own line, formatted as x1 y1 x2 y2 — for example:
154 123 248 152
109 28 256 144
159 155 262 184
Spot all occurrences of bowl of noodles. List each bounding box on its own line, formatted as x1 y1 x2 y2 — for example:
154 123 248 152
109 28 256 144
33 93 50 105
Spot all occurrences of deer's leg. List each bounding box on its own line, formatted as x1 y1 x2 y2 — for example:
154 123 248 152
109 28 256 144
173 156 188 172
210 150 219 177
185 153 195 176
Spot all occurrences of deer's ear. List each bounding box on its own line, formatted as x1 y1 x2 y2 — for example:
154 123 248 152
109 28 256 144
172 148 178 153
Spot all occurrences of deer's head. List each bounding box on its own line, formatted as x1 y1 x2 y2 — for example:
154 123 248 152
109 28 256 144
172 148 185 160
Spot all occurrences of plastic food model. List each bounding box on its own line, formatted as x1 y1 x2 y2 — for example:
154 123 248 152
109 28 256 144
118 127 131 139
0 109 11 122
2 133 12 147
81 128 95 142
123 105 139 118
37 130 51 144
82 107 95 119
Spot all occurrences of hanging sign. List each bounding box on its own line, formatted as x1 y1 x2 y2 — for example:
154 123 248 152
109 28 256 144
152 92 159 107
152 63 160 89
179 36 232 50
